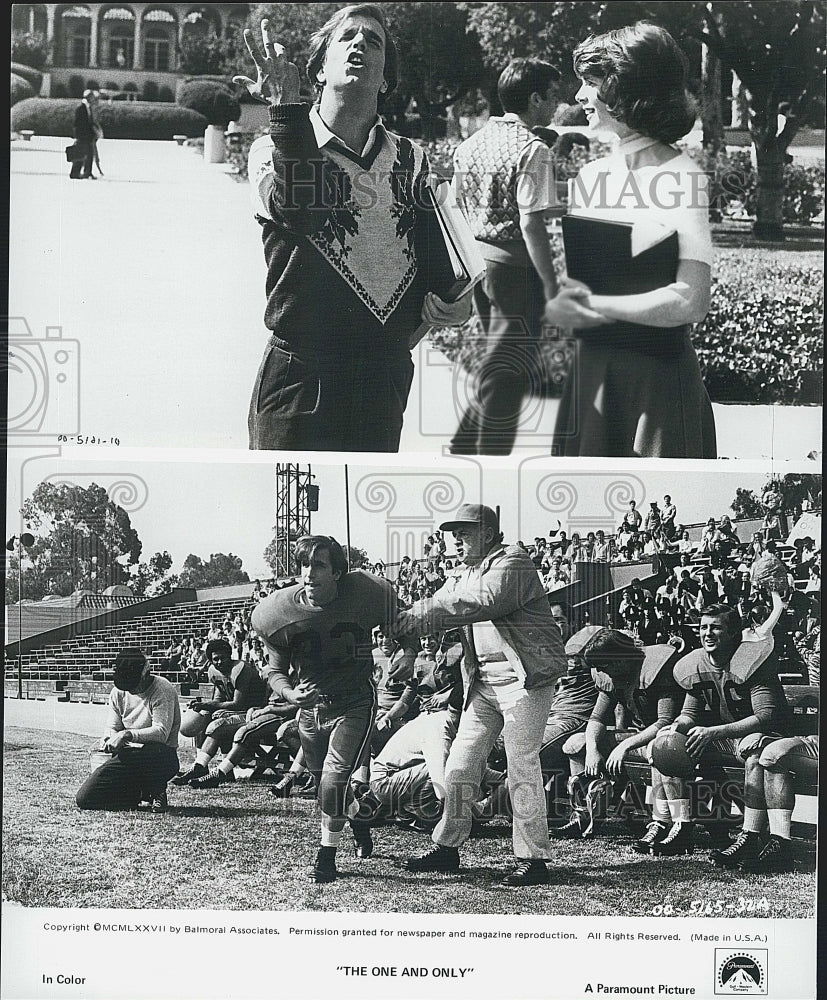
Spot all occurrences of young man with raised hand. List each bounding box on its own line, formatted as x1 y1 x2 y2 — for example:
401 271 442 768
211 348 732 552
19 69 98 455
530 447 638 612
237 6 469 452
251 535 418 883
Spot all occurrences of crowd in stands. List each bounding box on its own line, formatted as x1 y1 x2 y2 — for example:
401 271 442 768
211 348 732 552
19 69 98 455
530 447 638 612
80 490 820 876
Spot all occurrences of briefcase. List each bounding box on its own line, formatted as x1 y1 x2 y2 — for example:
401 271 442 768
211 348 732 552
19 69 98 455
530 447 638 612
65 143 84 162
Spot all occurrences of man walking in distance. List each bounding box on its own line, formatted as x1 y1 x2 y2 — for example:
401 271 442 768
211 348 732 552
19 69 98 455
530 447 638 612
252 535 418 883
397 504 567 886
236 8 469 452
70 89 99 180
450 59 561 455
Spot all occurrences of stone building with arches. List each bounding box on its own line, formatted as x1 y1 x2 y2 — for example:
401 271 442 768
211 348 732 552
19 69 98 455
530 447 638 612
12 3 251 98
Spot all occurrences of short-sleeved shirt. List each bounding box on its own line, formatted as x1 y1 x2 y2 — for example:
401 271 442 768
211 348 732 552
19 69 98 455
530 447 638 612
207 660 268 710
252 570 397 702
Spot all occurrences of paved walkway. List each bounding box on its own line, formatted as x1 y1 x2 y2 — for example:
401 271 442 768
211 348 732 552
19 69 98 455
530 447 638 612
9 135 822 458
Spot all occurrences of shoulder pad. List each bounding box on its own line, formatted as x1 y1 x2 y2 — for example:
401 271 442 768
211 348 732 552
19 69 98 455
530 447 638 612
565 625 604 656
639 644 680 690
727 638 775 684
673 648 717 690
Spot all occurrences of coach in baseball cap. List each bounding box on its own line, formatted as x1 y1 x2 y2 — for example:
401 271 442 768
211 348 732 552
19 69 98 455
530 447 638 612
396 501 567 886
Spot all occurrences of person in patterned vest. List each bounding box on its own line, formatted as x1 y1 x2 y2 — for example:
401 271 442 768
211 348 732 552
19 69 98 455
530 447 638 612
237 6 470 451
450 58 562 455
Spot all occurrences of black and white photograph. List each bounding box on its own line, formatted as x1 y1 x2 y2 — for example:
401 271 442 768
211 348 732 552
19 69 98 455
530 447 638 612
8 1 824 457
2 458 822 998
4 2 824 1000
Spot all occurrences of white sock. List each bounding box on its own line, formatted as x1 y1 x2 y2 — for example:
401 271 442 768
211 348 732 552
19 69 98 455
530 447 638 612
666 798 690 822
195 751 212 767
320 817 344 848
217 759 234 776
767 808 792 840
651 800 670 823
741 807 766 834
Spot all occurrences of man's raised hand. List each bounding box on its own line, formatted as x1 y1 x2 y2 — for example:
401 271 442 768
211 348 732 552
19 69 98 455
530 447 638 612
233 18 301 106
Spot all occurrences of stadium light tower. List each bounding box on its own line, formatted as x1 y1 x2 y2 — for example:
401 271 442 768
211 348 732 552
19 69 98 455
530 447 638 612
273 465 316 579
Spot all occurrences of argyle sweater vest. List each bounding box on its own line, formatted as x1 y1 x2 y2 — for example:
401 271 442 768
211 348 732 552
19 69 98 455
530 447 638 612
454 118 538 244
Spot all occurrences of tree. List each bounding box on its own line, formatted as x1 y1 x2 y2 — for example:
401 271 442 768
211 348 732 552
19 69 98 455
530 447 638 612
343 545 370 569
697 0 827 239
15 483 143 602
730 487 764 520
176 552 250 589
179 33 240 76
132 551 177 597
379 3 487 137
730 474 822 520
11 30 50 69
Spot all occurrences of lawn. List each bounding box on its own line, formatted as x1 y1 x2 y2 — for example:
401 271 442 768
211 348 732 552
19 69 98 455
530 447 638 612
2 727 816 918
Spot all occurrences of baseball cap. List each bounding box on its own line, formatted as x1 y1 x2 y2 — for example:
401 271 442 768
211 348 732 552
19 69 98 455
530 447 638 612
439 504 499 534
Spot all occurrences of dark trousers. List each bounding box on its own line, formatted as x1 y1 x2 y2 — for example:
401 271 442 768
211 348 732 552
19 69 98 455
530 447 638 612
248 337 414 452
451 260 546 455
76 743 179 810
70 143 93 178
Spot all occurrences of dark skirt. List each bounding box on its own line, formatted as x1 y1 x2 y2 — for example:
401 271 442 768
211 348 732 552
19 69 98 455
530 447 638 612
551 329 717 458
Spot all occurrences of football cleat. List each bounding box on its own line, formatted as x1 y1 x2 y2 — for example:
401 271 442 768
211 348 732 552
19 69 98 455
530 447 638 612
550 810 591 839
149 791 168 814
310 848 338 884
633 820 669 854
190 768 233 789
404 845 460 873
350 819 374 859
652 821 694 856
744 834 793 874
499 860 549 887
709 829 762 869
171 762 207 786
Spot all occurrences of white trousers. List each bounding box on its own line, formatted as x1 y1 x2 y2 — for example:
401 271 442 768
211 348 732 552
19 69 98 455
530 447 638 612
433 677 555 859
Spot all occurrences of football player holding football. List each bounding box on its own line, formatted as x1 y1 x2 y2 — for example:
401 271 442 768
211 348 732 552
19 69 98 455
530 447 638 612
252 535 418 883
660 604 790 861
555 627 683 845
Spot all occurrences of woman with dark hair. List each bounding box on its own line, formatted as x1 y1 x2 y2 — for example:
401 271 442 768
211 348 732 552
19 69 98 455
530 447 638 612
547 23 716 458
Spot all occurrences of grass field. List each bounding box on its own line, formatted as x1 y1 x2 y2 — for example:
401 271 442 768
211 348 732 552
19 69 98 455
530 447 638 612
2 727 816 918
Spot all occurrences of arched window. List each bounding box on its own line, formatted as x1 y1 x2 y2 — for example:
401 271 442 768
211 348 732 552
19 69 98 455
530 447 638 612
144 25 172 71
102 7 135 68
61 6 93 67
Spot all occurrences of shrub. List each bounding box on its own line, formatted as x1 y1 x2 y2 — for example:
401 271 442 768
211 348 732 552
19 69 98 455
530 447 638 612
695 251 823 404
104 81 120 91
159 85 174 103
86 79 100 91
68 75 85 98
53 83 67 98
123 82 138 93
178 79 240 126
11 61 43 92
11 30 49 69
10 98 208 141
11 73 35 107
143 80 159 102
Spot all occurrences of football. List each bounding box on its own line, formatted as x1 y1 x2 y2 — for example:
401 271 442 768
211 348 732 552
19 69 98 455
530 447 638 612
651 731 697 779
749 552 789 593
180 708 211 738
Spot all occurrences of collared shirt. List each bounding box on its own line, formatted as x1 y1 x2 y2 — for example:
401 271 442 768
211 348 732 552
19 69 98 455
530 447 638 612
396 543 566 702
308 104 384 158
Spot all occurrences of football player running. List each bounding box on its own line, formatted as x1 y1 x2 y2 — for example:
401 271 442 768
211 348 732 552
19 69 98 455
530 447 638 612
252 535 418 883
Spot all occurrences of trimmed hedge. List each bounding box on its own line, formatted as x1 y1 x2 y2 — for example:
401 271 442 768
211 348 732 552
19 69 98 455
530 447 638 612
11 61 43 92
178 80 241 126
10 99 208 140
11 73 35 107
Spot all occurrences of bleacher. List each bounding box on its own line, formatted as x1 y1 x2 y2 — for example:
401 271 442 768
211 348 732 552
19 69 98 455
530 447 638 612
5 595 257 702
